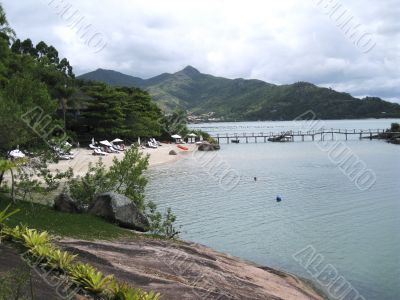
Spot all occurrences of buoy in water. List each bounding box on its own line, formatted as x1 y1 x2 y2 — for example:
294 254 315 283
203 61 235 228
276 196 282 202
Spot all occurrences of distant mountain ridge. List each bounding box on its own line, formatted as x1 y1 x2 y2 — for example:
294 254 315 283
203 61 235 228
78 66 400 120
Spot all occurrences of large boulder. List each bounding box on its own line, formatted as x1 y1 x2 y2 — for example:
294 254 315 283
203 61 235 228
89 192 149 232
169 150 178 155
197 142 220 151
54 192 82 213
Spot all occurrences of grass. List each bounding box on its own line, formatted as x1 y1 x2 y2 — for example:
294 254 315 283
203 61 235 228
0 193 137 240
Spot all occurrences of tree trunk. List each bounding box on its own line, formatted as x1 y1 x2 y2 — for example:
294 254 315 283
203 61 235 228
10 168 15 203
0 170 4 187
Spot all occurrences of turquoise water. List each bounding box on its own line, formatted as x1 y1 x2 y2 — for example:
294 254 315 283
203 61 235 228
145 119 400 300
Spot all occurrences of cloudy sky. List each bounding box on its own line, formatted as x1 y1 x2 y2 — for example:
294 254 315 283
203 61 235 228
2 0 399 103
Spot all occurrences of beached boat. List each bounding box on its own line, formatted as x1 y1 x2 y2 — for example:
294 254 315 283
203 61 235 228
177 145 189 151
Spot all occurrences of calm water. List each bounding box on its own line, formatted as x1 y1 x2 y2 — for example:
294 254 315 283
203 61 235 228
145 119 400 300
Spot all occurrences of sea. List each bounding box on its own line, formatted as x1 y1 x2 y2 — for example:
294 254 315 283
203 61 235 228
145 119 400 300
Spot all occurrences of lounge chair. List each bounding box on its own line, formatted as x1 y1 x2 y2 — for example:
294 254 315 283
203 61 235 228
147 141 157 148
93 148 107 156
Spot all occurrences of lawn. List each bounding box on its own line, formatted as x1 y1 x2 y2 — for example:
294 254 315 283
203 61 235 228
0 193 137 240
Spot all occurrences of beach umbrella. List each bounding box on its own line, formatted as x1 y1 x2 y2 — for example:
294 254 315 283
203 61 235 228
171 134 182 139
112 138 124 143
9 149 25 158
187 133 197 137
100 140 113 147
91 137 95 145
138 137 141 145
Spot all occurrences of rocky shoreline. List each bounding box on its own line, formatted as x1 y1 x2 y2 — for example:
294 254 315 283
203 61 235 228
56 236 326 300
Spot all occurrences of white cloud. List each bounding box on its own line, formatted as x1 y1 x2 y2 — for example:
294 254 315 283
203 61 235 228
2 0 399 102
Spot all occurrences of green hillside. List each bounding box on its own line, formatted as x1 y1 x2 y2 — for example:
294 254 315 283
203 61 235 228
78 66 400 121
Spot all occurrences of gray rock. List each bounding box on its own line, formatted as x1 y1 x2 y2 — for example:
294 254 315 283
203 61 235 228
89 192 149 232
169 150 178 155
54 192 82 213
197 142 220 151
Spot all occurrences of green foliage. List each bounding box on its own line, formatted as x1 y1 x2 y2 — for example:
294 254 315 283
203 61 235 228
47 248 77 270
110 281 161 300
68 147 149 209
160 109 188 140
68 263 114 294
1 224 27 240
390 123 400 132
0 204 20 227
22 228 51 248
190 129 217 144
147 201 180 239
68 160 109 206
0 197 136 239
0 4 15 42
78 82 162 141
79 67 400 120
108 147 149 209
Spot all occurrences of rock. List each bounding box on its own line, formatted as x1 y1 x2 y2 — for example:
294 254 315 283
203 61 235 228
54 192 82 213
89 192 149 232
169 150 177 155
197 142 220 151
57 237 326 300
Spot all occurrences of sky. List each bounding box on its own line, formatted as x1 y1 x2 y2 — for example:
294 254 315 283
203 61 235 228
2 0 399 103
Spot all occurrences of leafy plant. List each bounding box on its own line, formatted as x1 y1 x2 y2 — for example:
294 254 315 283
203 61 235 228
0 204 20 227
68 147 149 210
30 243 55 259
22 228 51 248
47 249 77 270
110 281 160 300
68 160 110 206
68 263 113 294
146 201 180 239
1 224 28 240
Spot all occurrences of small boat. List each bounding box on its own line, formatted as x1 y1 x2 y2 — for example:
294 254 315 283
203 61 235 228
177 145 189 151
276 196 282 202
231 139 240 144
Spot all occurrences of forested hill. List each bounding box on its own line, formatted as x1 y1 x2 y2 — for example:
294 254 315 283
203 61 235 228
79 66 400 121
0 3 163 153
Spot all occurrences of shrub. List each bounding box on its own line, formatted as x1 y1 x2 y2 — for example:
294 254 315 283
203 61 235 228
0 204 20 229
68 263 114 294
22 228 51 248
68 160 109 206
147 201 180 239
68 147 149 210
110 280 161 300
47 249 77 270
391 123 400 132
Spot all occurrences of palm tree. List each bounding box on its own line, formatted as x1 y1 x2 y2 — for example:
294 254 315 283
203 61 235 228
0 4 16 42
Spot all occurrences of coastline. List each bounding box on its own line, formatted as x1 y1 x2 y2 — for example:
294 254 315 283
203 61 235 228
56 236 326 300
44 143 196 176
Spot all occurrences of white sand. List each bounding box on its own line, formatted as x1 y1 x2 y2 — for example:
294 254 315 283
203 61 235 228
45 143 196 177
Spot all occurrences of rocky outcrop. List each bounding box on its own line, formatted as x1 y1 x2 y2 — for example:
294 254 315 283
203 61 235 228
58 237 325 300
54 192 82 213
89 192 149 232
169 150 177 155
197 142 221 151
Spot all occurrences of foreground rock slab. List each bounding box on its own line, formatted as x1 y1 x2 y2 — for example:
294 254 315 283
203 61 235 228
58 237 325 300
89 192 149 231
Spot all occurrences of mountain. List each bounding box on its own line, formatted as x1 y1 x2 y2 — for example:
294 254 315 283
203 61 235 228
78 66 400 121
78 68 145 87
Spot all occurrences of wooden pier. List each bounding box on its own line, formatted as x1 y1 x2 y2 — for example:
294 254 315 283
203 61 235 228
211 128 390 144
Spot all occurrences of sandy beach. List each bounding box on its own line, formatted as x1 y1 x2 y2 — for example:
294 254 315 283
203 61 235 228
46 143 197 177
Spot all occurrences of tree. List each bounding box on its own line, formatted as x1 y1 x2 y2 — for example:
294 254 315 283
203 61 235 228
122 88 162 140
0 4 15 42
